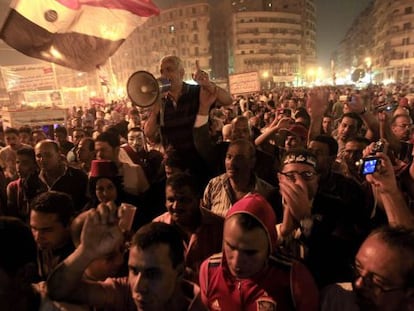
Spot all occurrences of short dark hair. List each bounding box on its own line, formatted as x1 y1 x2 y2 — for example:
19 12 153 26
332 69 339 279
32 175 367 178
30 191 74 227
0 216 37 277
370 226 414 288
132 222 184 268
55 126 68 136
80 137 95 152
16 147 36 161
228 139 256 160
18 126 32 135
96 131 120 149
340 112 363 131
163 146 186 171
345 136 370 146
294 107 311 128
4 127 19 136
311 135 339 156
165 172 198 198
128 127 143 134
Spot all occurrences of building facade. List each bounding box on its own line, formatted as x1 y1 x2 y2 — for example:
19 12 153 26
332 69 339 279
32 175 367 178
109 0 317 90
334 0 414 84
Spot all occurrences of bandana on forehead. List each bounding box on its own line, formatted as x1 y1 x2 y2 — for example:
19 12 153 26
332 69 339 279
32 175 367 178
283 153 317 168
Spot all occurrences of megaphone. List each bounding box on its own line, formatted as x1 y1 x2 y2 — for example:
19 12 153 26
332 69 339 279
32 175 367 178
126 71 171 108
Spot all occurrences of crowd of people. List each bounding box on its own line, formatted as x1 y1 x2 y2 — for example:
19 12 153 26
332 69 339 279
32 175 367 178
1 55 414 311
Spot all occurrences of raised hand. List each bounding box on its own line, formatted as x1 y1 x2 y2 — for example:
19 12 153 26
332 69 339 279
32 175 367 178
192 60 216 94
364 151 398 193
80 202 124 259
278 176 312 221
192 60 209 85
198 85 218 115
307 88 329 119
345 93 366 115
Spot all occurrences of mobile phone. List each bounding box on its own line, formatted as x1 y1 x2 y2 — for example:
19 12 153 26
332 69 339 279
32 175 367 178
361 157 380 175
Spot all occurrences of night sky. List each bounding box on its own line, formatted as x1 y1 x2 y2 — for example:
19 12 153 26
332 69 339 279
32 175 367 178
0 0 372 68
315 0 372 67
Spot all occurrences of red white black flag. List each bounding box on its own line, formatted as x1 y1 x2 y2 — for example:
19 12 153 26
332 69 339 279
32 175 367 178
0 0 160 72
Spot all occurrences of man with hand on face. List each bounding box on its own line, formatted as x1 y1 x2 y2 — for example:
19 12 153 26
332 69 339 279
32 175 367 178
47 203 207 311
277 149 368 288
199 193 319 311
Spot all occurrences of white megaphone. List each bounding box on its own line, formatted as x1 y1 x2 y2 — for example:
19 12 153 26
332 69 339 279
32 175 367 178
126 71 171 108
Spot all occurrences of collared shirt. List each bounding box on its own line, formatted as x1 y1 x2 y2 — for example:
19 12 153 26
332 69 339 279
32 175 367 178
201 173 276 217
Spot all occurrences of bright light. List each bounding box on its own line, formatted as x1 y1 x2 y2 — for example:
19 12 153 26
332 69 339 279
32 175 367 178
185 79 198 85
307 68 315 76
262 71 269 79
382 78 395 85
317 67 323 76
365 57 372 68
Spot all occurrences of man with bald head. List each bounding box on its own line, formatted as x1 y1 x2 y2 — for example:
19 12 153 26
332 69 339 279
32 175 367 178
35 140 88 211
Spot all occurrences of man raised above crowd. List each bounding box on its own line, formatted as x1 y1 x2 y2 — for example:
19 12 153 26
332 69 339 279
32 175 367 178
144 56 232 186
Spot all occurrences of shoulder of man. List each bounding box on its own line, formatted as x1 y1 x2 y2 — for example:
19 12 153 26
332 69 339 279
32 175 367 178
207 252 222 268
268 252 294 270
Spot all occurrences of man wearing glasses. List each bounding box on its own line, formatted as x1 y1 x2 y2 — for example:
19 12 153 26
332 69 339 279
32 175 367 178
276 149 368 288
321 225 414 311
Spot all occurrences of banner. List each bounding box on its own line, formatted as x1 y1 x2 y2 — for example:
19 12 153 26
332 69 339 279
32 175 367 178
0 0 160 72
229 72 261 95
1 64 56 92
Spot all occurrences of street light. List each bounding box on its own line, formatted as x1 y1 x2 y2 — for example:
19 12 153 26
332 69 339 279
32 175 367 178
261 71 270 90
307 68 315 85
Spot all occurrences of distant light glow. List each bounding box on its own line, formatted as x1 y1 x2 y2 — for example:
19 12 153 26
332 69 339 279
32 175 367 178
382 78 395 85
185 79 198 85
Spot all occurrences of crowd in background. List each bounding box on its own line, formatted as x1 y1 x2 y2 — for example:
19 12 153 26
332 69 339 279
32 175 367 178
1 55 414 311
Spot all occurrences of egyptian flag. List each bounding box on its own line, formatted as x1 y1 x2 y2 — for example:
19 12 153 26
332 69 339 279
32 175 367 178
0 0 160 72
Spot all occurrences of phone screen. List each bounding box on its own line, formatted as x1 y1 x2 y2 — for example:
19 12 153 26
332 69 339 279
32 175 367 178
362 158 378 175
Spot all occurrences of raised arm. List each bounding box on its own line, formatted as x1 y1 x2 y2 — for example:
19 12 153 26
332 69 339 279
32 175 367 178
193 60 232 107
47 203 124 305
364 148 414 229
193 86 220 173
347 94 379 141
307 88 329 141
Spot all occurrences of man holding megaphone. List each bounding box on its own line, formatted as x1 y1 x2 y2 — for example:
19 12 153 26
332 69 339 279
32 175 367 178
143 56 232 188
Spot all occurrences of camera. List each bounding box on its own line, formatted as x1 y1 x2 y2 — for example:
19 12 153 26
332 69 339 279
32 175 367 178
371 140 385 154
357 140 384 175
361 157 380 175
375 100 398 113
